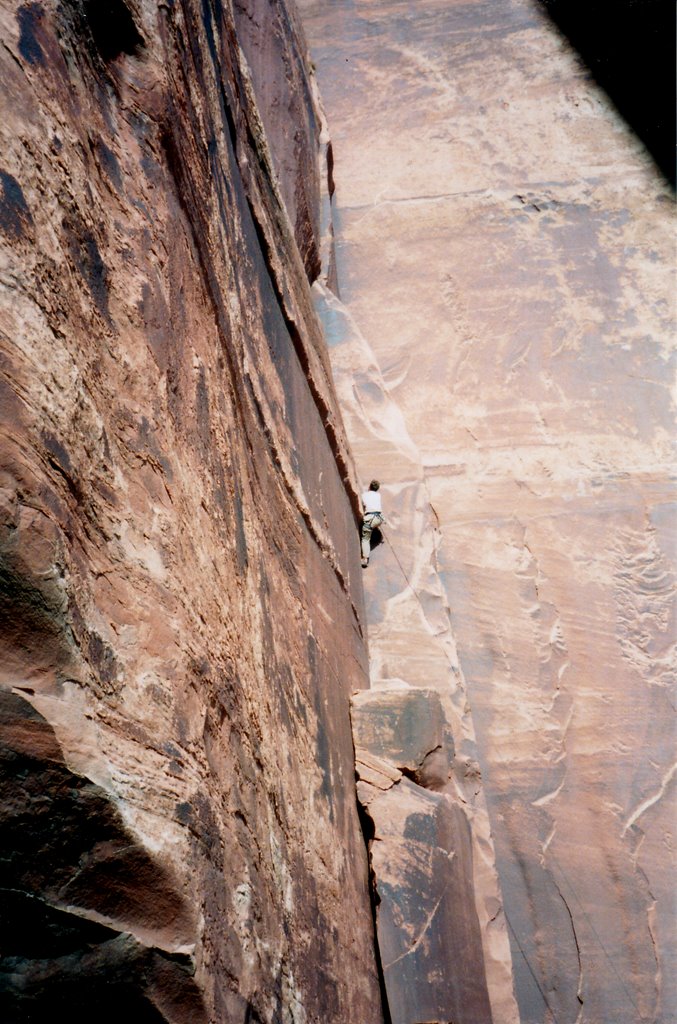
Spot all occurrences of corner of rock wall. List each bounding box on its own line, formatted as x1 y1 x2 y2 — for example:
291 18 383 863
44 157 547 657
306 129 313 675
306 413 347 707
308 122 521 1021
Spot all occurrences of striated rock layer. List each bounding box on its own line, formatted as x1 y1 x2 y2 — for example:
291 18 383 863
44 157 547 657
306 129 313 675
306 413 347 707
300 0 675 1022
0 1 385 1020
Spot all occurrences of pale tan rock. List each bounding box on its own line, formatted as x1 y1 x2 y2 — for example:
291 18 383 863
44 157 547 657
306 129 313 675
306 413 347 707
300 1 676 1022
310 260 520 1023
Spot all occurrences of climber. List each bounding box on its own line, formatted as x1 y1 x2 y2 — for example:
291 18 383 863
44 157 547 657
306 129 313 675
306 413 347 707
360 479 385 568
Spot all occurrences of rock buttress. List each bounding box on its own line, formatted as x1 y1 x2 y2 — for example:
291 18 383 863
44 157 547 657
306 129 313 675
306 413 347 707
353 686 494 1024
0 1 384 1020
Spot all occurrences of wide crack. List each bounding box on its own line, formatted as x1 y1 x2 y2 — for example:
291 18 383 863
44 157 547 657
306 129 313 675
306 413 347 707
355 797 393 1024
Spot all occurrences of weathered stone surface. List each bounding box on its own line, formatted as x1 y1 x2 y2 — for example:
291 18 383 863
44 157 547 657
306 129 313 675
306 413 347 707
0 690 205 1023
353 685 453 789
300 1 675 1022
355 749 402 795
353 686 492 1024
233 0 323 281
373 786 492 1024
0 1 384 1020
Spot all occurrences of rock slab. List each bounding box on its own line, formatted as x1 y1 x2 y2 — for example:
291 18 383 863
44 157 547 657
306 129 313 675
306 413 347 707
299 0 675 1021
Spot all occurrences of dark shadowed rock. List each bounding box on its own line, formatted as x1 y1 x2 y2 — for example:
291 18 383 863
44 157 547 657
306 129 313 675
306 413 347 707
0 691 205 1023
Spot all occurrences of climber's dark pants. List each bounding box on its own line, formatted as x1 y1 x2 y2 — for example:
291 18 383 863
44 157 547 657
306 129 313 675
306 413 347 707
361 512 383 561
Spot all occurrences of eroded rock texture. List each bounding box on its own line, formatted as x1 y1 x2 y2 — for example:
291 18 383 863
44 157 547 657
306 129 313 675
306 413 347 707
353 686 494 1024
300 1 675 1022
0 690 205 1022
0 1 384 1020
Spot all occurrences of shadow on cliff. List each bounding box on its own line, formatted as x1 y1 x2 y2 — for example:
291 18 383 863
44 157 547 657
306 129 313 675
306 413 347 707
540 0 676 189
0 691 206 1024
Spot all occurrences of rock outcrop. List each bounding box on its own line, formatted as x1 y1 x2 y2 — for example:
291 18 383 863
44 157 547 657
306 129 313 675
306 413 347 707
299 1 675 1022
353 685 494 1024
0 1 385 1020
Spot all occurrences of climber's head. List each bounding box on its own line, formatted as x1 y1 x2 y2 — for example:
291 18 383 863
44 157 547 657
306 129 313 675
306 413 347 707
369 480 380 491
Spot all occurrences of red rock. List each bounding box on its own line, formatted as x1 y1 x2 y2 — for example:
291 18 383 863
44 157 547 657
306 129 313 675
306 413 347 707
353 686 493 1024
0 0 384 1019
233 0 323 281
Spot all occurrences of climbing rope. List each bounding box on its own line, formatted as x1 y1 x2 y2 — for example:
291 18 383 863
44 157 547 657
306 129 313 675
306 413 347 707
381 531 435 625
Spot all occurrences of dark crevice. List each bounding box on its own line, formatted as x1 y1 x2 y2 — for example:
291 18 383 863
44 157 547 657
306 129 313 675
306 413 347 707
400 765 423 787
326 142 336 198
242 188 362 527
83 0 145 62
355 798 393 1024
399 744 445 791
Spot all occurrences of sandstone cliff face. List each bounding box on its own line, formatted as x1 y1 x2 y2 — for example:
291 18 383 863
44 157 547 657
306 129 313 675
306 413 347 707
300 1 675 1022
0 1 385 1020
352 686 494 1024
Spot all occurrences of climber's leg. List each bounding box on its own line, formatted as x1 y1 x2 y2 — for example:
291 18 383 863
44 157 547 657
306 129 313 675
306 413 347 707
361 521 372 565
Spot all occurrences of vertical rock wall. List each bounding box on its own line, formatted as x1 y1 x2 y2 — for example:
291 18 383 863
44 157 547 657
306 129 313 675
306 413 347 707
299 1 675 1023
352 686 495 1024
0 1 385 1020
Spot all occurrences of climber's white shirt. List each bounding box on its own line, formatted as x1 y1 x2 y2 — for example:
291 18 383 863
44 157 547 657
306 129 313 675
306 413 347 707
362 490 382 514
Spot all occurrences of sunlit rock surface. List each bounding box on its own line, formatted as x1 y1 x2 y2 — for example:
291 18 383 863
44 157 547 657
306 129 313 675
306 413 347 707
0 1 385 1020
300 0 676 1022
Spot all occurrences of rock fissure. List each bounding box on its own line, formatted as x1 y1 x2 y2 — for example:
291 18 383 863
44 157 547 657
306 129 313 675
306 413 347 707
350 687 495 1023
298 1 676 1021
554 878 584 1005
398 744 444 790
2 0 674 1020
241 185 362 524
355 796 394 1024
